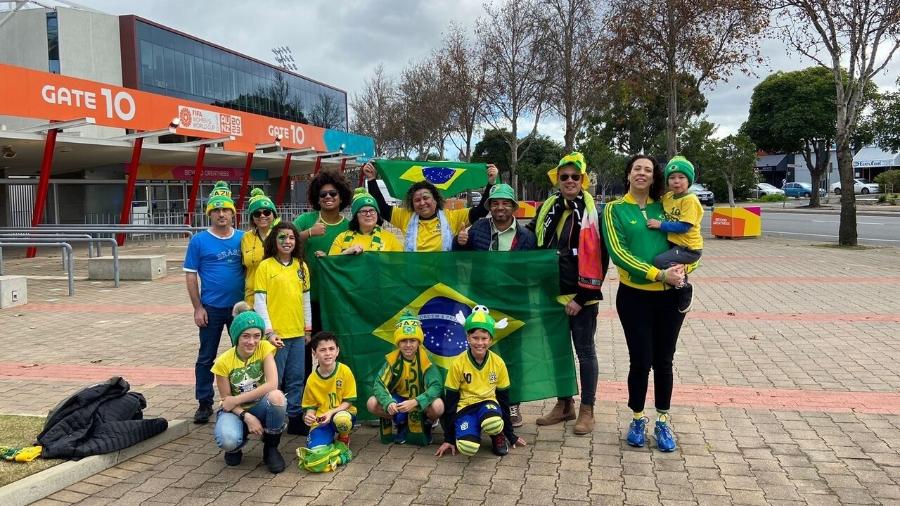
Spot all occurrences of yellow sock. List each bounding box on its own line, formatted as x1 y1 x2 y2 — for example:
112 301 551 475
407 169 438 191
633 411 644 420
657 411 669 424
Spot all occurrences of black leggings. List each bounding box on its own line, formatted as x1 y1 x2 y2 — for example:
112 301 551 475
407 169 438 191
615 284 686 412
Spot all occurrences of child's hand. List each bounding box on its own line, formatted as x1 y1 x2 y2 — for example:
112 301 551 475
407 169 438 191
435 442 456 457
304 332 312 344
397 399 419 413
319 411 334 425
303 411 317 426
512 436 527 448
646 218 662 229
386 403 399 415
221 396 240 412
267 333 284 348
244 413 263 435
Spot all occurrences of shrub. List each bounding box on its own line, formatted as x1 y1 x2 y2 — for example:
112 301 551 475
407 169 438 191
759 193 787 202
874 170 900 194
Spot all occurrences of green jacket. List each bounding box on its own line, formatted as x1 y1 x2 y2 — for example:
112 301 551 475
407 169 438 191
601 193 671 291
372 349 443 411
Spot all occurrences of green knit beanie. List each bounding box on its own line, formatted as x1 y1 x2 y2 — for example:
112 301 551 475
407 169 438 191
664 156 696 186
229 302 266 346
206 181 235 214
247 188 277 217
486 183 518 209
350 187 378 217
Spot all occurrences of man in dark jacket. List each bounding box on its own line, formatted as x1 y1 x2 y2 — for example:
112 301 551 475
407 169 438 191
453 183 535 429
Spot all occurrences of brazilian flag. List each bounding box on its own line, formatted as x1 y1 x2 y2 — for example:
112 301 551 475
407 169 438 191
372 160 488 199
317 250 577 420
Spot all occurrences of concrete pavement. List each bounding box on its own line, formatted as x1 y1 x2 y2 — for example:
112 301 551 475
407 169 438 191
1 236 899 505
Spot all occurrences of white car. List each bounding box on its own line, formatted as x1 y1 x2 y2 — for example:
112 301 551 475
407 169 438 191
830 178 880 195
750 183 785 198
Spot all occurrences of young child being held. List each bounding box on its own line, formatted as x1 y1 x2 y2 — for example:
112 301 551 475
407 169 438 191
435 305 527 458
211 303 286 473
254 221 312 436
301 332 357 449
646 155 704 313
367 311 444 445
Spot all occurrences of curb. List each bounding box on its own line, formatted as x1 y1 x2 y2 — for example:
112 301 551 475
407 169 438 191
0 419 189 506
725 206 900 217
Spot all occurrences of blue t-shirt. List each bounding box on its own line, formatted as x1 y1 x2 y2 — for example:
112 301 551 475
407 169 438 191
183 229 245 308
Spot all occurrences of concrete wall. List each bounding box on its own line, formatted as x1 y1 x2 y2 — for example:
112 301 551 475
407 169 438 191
0 8 50 132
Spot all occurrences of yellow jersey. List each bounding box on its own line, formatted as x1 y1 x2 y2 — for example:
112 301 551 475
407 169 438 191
302 362 358 416
390 207 470 252
661 191 704 251
328 227 403 254
240 230 266 306
253 257 311 338
444 349 510 411
211 340 276 409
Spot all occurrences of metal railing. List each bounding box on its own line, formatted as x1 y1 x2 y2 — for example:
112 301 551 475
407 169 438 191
0 242 74 295
0 236 119 287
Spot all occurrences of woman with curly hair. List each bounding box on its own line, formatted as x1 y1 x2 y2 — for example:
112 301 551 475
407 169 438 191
361 162 497 252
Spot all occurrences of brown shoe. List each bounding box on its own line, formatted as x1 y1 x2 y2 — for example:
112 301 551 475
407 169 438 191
536 399 575 426
573 404 594 435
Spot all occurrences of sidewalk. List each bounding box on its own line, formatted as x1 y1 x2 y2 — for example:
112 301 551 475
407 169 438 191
1 237 899 505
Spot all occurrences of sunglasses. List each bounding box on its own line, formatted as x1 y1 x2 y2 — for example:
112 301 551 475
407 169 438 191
319 190 339 199
252 209 273 218
559 173 581 182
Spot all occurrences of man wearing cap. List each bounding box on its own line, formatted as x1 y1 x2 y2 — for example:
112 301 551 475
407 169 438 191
454 183 536 428
529 152 608 435
184 181 246 424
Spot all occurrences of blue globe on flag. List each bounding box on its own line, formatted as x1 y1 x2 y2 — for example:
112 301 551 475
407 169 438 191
418 296 471 358
422 167 458 185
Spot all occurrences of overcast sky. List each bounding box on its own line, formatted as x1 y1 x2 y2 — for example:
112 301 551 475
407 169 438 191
75 0 899 145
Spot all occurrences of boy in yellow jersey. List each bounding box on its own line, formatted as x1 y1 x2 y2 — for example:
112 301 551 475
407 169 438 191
367 311 445 445
647 156 704 313
301 332 357 448
435 305 527 457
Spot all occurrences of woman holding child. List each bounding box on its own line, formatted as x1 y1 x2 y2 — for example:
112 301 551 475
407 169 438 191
602 154 688 452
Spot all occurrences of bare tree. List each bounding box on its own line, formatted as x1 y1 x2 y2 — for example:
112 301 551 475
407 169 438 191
477 0 548 191
435 24 488 161
310 93 345 130
771 0 900 245
539 0 606 151
604 0 768 158
351 64 396 157
396 58 450 159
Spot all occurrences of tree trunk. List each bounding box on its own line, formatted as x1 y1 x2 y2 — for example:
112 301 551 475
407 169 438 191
666 71 678 159
835 129 857 246
509 134 519 196
727 180 735 207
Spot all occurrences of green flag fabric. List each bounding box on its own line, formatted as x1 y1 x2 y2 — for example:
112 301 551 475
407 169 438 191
372 160 488 199
317 250 577 420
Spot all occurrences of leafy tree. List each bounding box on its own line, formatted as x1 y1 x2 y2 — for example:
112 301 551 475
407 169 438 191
604 0 767 158
578 133 628 199
742 67 837 207
772 0 900 245
697 134 759 206
472 129 562 199
868 78 900 152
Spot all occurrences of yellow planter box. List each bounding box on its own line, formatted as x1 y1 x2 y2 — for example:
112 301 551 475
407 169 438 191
711 206 761 239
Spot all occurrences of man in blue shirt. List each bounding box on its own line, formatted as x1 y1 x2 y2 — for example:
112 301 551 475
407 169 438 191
184 181 245 423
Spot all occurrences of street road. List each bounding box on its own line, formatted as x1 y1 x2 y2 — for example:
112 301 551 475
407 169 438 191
701 210 900 246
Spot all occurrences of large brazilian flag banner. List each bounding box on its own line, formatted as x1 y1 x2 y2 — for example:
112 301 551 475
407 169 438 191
372 160 488 199
318 250 577 420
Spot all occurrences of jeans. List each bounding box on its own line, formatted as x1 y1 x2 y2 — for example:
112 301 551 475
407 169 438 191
615 284 686 412
274 337 306 418
560 303 599 406
214 392 286 452
196 305 233 405
653 246 702 269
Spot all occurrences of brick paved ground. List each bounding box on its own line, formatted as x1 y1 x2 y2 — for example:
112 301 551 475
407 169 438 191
2 236 900 505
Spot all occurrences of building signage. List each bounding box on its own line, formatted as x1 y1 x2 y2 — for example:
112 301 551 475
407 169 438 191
0 63 336 154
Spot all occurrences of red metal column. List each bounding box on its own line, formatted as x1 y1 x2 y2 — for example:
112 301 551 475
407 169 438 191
27 128 59 258
313 155 323 176
116 137 144 246
235 152 254 228
184 145 207 226
274 153 293 205
339 158 348 173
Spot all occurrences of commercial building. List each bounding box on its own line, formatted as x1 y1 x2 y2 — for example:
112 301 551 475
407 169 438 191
0 4 372 228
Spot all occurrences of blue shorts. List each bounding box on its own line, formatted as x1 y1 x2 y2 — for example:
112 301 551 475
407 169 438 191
306 411 356 448
454 400 502 442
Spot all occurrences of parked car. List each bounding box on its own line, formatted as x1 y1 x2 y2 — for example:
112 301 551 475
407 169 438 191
689 183 715 206
783 182 826 199
750 183 785 198
830 178 880 195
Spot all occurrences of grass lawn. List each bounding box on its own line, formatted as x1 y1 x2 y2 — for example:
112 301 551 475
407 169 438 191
0 415 63 488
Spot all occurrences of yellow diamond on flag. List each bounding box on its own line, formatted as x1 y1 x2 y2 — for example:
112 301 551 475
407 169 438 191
373 283 524 369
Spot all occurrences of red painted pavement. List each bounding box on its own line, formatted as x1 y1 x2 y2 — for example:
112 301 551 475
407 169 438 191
1 362 898 414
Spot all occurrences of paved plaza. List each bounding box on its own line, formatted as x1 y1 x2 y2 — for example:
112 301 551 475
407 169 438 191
1 235 900 505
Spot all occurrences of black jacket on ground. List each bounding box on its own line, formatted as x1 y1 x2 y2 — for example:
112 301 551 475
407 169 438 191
37 376 168 459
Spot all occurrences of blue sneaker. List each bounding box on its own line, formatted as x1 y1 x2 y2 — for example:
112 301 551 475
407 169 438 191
394 422 408 444
626 417 647 447
655 420 677 452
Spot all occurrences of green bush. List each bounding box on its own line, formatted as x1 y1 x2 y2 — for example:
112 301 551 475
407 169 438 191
758 193 787 202
874 170 900 194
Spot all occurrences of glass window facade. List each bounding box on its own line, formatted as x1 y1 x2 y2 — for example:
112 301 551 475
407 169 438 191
46 12 60 74
134 20 348 131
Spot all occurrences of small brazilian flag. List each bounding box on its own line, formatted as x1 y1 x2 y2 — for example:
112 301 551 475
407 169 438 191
372 160 488 199
317 250 577 420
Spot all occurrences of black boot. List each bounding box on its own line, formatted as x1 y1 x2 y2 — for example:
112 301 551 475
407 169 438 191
287 415 309 436
262 432 286 474
223 449 242 466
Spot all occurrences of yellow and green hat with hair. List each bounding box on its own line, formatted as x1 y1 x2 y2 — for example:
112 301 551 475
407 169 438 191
547 151 589 190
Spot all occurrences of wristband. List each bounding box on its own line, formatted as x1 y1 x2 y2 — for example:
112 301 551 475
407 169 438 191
238 411 247 421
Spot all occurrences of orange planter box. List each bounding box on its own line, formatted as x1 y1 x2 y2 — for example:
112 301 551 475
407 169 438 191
711 206 761 239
